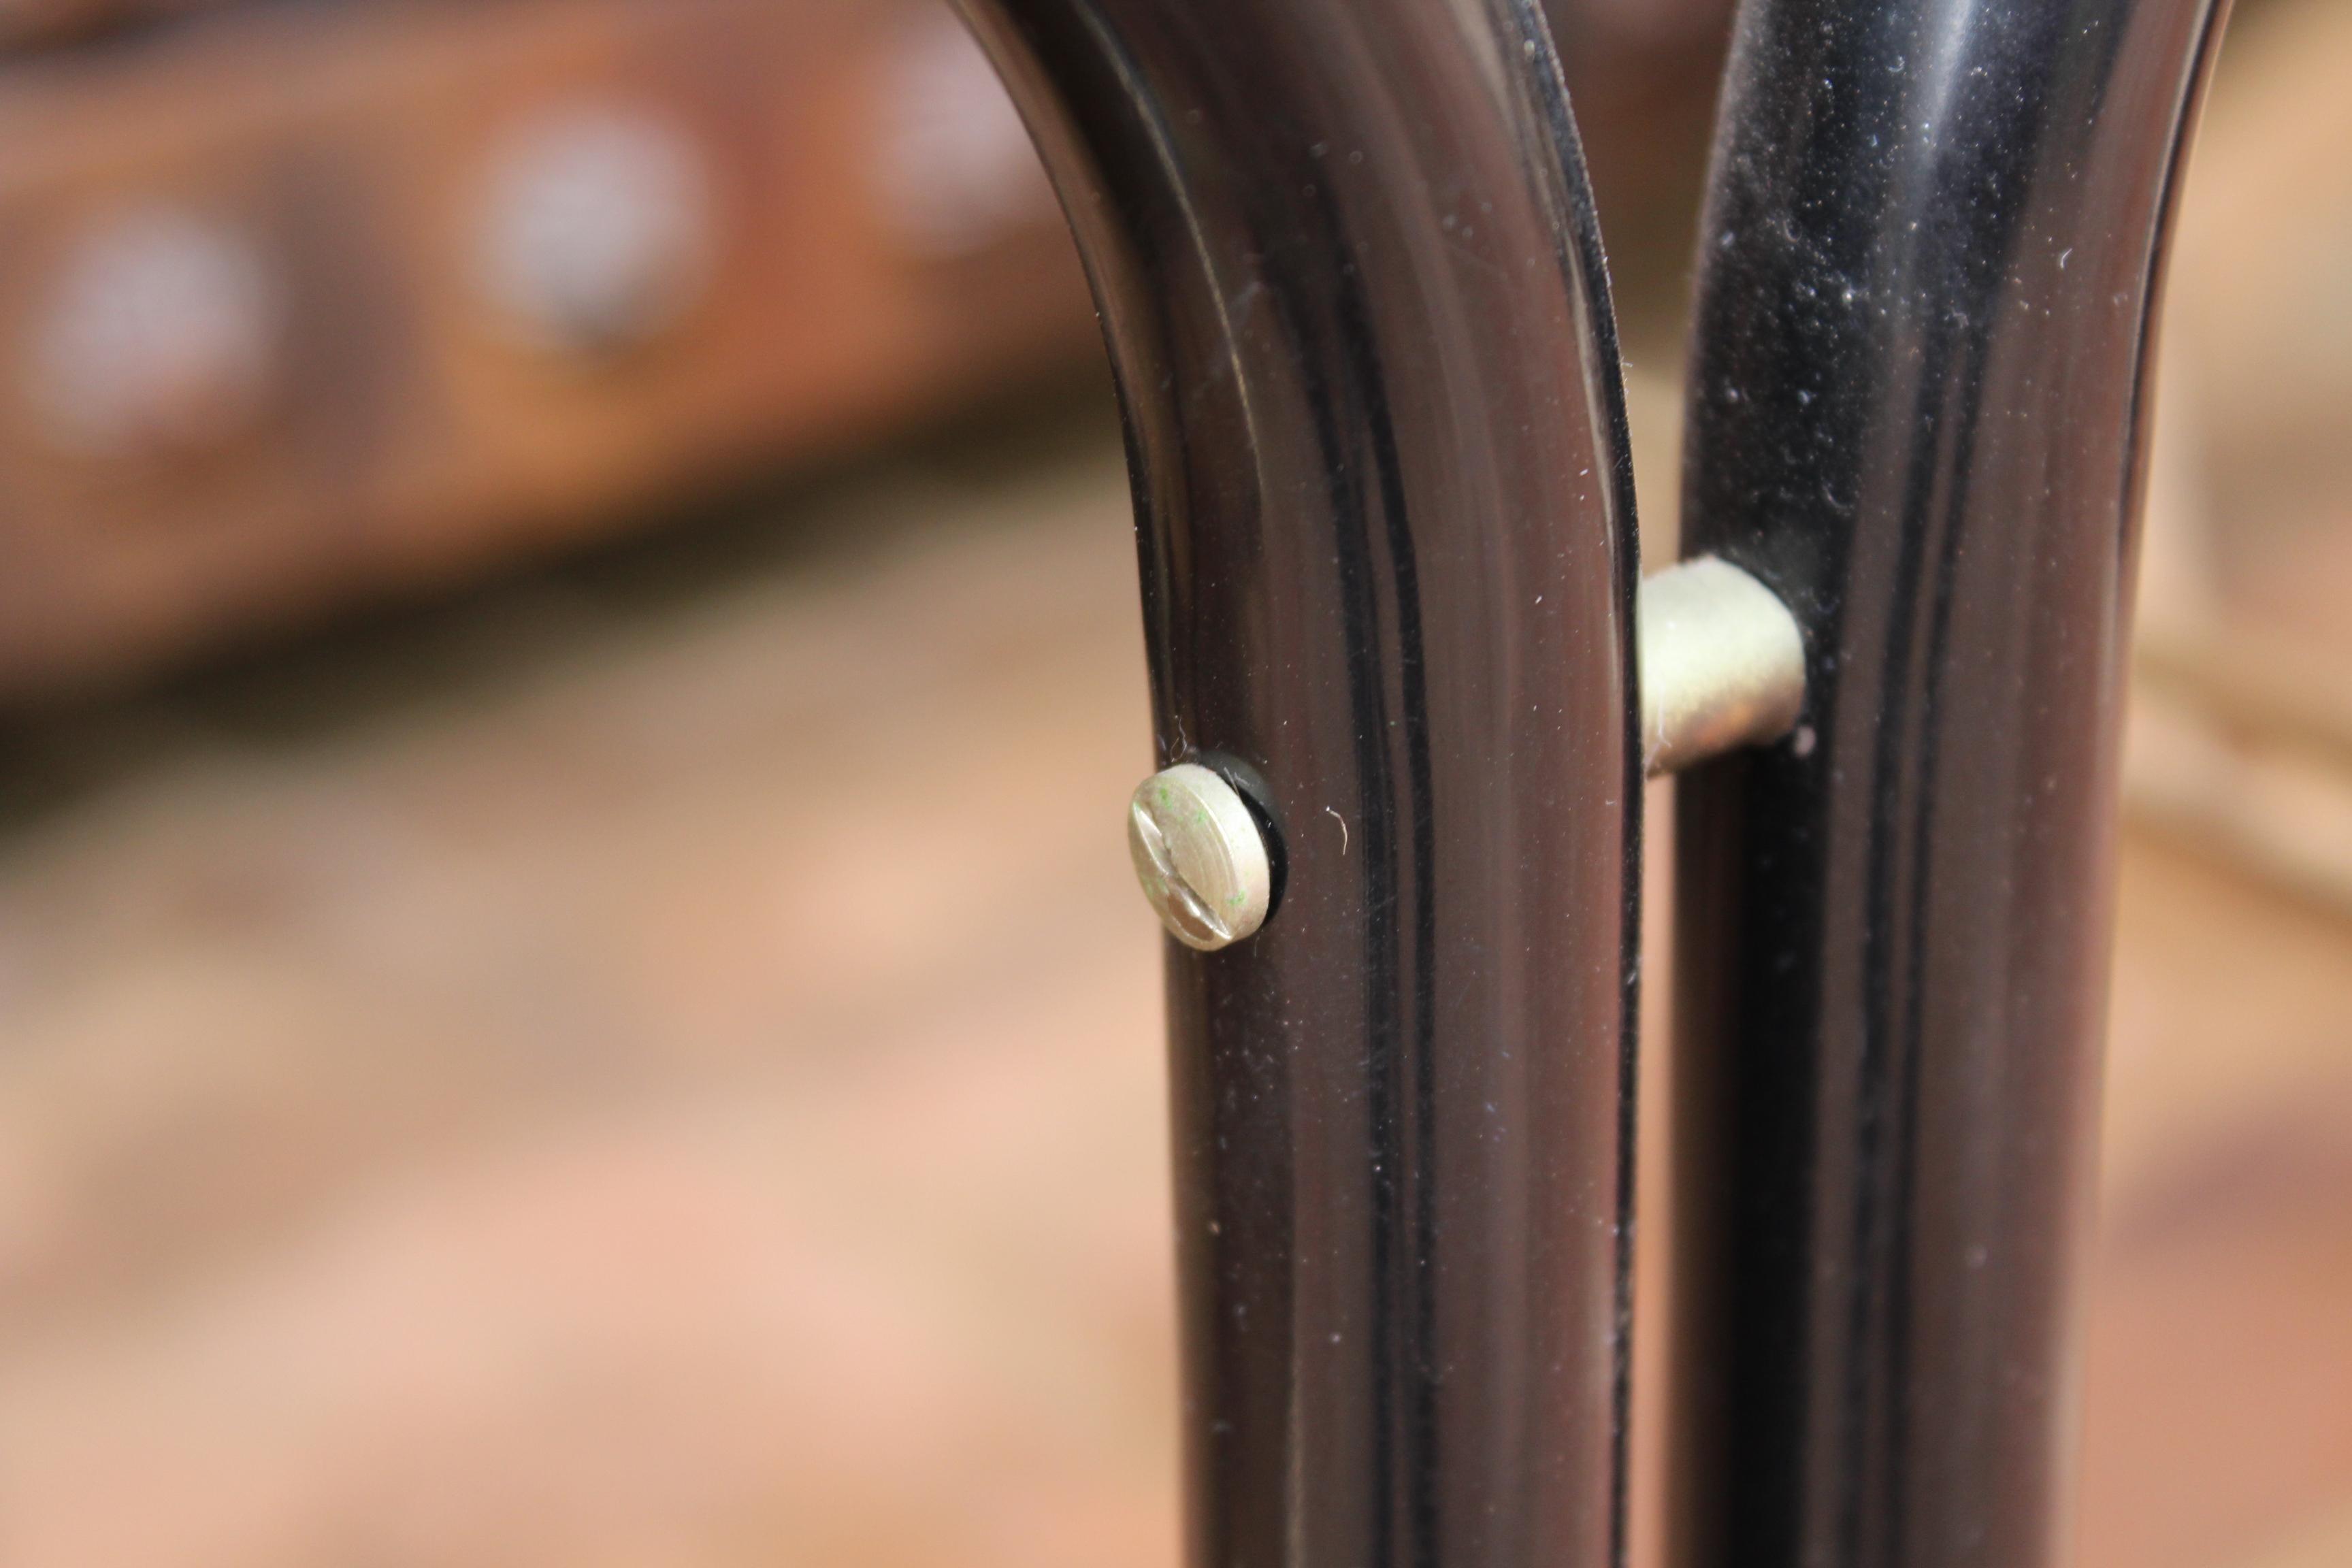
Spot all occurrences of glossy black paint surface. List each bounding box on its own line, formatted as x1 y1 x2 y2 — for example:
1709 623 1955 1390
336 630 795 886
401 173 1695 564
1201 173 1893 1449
1671 0 2230 1565
955 2 1644 1564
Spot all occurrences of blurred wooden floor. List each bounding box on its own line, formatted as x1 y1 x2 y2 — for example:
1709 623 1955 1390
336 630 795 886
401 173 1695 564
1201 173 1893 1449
0 402 2346 1566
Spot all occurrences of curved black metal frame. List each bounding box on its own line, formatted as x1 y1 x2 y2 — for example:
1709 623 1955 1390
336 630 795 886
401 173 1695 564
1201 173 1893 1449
953 2 1644 1565
1669 0 2232 1564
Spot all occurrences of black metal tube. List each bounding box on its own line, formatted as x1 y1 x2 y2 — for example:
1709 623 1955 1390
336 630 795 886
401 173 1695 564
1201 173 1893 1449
954 3 1644 1565
1669 0 2230 1565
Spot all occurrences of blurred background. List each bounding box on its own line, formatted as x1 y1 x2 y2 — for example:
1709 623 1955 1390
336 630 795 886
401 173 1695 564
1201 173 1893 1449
0 0 2342 1564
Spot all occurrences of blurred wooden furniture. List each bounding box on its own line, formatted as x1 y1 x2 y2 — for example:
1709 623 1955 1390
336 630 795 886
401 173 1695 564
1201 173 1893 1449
2122 0 2352 921
0 0 1096 696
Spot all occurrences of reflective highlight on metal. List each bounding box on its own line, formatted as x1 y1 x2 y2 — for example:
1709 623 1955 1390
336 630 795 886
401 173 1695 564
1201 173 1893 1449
1639 557 1806 777
1669 0 2234 1564
955 1 1643 1564
476 103 714 357
29 205 281 458
1128 763 1273 952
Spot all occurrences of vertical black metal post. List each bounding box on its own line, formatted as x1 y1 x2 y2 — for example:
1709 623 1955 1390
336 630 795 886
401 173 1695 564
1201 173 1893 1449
1671 0 2230 1565
955 2 1644 1565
